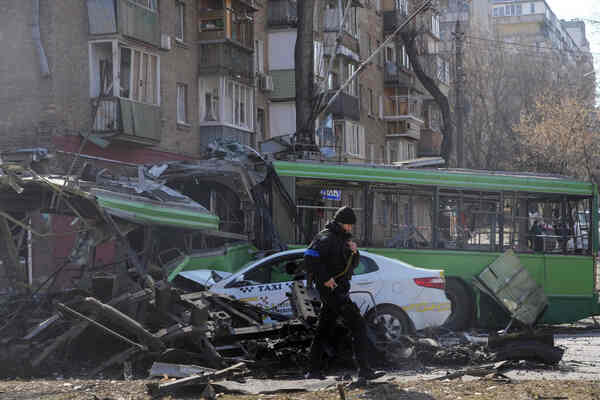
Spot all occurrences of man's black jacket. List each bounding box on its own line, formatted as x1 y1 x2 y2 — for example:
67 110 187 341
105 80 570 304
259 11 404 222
304 221 359 296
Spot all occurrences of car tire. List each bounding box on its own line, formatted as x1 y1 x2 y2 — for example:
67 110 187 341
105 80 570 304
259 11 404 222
442 277 474 331
366 304 415 343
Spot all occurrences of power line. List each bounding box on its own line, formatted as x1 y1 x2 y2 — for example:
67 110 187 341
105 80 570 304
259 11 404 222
463 35 600 57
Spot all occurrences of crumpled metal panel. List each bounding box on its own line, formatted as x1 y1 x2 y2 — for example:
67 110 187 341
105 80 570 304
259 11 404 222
473 249 548 326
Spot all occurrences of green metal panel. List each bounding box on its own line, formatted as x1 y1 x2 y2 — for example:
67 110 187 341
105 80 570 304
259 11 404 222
118 0 160 46
166 243 257 281
270 69 296 100
119 99 161 143
273 161 595 196
96 194 220 230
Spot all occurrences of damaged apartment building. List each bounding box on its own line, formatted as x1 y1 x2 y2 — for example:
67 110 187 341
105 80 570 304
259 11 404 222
0 0 448 289
0 0 449 166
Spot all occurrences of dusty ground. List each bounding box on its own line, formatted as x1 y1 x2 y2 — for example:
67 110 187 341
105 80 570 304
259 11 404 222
3 321 600 400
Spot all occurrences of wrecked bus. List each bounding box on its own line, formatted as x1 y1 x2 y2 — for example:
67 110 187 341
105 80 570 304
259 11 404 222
272 160 599 329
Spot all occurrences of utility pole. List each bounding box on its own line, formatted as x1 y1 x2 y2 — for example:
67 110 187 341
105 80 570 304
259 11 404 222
453 20 465 168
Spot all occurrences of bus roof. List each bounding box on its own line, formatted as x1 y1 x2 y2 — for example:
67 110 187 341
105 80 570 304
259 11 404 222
273 161 596 196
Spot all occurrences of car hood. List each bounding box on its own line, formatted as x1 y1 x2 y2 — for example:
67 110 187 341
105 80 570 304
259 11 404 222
178 269 234 288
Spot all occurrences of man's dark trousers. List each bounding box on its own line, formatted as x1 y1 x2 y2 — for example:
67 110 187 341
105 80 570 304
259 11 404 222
309 290 370 372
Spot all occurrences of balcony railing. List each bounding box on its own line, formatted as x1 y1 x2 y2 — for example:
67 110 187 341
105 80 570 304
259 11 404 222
91 97 161 145
93 97 121 133
384 62 415 87
199 41 254 83
381 95 423 124
325 91 360 121
268 0 297 27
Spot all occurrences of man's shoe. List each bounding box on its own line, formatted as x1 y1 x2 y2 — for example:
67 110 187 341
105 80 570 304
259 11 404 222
305 371 326 380
358 369 385 380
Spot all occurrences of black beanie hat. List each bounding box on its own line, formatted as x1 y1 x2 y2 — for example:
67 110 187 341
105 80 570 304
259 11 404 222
334 206 356 225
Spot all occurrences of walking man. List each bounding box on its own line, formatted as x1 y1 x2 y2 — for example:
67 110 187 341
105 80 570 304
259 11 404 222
304 206 384 380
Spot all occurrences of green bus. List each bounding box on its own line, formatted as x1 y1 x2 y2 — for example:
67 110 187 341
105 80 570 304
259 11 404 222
272 160 599 329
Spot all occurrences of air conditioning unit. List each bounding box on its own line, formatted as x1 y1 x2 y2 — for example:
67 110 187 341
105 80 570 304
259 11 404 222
161 34 172 51
260 74 274 92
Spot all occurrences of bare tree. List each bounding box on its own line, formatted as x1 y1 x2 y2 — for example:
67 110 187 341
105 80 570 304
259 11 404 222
515 91 600 184
400 21 454 164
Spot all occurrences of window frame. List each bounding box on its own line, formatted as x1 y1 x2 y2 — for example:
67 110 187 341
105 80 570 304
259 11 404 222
128 0 158 12
175 1 185 42
177 83 188 124
119 44 161 106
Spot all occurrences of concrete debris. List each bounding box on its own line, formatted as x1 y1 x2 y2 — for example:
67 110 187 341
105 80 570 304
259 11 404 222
0 151 568 396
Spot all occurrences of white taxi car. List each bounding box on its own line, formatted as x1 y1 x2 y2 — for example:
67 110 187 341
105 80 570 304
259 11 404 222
179 249 451 336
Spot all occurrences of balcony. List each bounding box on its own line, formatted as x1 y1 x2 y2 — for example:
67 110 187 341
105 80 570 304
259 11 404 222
381 95 423 124
199 41 254 83
325 91 360 121
386 120 421 141
268 0 297 27
91 97 161 146
383 9 408 32
384 62 415 87
87 0 160 47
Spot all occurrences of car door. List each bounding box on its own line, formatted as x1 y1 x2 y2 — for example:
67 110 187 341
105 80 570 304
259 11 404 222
349 255 383 314
218 254 305 317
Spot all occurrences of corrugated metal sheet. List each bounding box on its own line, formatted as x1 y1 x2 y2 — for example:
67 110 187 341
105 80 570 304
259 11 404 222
118 0 160 46
270 69 295 100
87 0 117 34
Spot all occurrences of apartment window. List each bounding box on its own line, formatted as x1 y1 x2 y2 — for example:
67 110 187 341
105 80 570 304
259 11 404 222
369 88 374 115
314 41 324 77
343 5 359 38
530 3 535 13
516 4 522 16
395 0 408 15
344 121 365 158
344 63 358 96
225 79 253 130
255 39 264 74
177 83 188 124
431 14 440 38
257 108 265 139
199 77 220 122
493 7 499 17
385 45 394 63
176 2 185 42
120 47 159 105
129 0 157 11
328 70 338 90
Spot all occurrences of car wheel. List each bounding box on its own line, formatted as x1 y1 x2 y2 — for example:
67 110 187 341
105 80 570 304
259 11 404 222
366 304 415 344
442 278 474 331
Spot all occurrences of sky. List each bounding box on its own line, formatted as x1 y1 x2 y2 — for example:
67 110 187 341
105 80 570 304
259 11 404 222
545 0 600 92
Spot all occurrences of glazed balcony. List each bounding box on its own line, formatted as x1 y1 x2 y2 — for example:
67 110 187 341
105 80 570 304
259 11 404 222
199 41 254 83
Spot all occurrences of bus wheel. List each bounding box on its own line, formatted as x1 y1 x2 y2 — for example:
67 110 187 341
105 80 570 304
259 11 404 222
366 304 415 343
442 278 474 331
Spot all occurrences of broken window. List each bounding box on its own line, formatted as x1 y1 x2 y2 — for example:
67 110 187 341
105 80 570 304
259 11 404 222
120 46 159 105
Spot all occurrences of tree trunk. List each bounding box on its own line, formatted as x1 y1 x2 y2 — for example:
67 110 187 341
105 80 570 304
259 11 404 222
295 0 316 149
401 31 453 165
